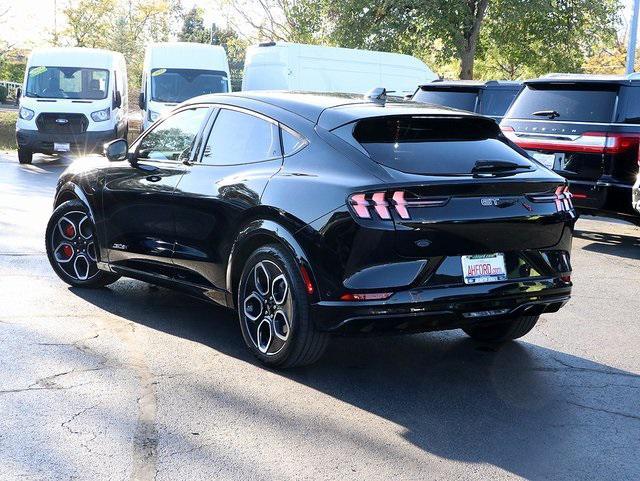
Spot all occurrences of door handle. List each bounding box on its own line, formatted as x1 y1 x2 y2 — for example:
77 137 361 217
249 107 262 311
146 175 161 182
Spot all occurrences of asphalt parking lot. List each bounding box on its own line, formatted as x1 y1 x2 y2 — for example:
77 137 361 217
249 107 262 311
0 151 639 481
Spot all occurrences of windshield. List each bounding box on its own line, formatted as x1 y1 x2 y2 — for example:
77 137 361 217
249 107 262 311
150 68 228 103
412 88 479 112
25 66 109 100
480 89 520 117
506 83 618 122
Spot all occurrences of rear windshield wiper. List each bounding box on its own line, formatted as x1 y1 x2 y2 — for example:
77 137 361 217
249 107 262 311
532 109 560 119
472 160 530 176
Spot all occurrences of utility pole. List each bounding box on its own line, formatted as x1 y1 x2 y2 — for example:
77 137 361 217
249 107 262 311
627 0 640 74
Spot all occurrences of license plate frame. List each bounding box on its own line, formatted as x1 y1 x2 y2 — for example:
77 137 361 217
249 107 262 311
54 142 71 152
461 253 507 285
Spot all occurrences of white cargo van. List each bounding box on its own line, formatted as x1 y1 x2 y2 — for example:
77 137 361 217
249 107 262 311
16 47 128 164
139 42 231 130
242 42 436 94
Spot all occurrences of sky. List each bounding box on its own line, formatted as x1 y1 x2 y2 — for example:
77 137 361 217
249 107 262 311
1 0 637 50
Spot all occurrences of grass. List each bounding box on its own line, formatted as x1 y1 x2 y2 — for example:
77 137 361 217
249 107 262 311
0 110 17 151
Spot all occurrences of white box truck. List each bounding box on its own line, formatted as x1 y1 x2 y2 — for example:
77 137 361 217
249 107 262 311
16 47 128 164
242 42 436 95
139 42 231 130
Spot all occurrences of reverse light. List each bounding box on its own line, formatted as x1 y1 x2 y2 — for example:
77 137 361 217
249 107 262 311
90 107 111 122
340 292 392 301
19 107 35 121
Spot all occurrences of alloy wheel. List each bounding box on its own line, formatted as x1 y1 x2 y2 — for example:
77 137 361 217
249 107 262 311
50 210 99 281
242 260 293 356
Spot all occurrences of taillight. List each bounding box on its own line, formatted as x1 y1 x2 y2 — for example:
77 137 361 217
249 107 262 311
348 191 448 220
502 128 640 157
529 185 574 212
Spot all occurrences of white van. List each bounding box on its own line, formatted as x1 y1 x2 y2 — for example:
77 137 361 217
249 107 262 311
242 42 436 95
139 42 231 130
16 47 128 164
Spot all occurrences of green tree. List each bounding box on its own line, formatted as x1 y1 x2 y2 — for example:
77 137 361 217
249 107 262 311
229 0 622 80
179 7 211 43
62 0 117 48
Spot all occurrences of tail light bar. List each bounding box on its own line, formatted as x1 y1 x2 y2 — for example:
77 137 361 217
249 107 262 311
528 185 574 212
501 126 640 156
349 191 448 220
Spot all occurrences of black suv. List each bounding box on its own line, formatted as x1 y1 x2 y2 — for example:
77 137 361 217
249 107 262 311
501 74 640 226
411 80 522 121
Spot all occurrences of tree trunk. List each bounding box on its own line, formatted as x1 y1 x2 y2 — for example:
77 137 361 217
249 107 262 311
459 0 490 80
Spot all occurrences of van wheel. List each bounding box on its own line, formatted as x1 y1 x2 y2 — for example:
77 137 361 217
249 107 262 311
462 315 539 343
18 148 33 164
238 244 329 368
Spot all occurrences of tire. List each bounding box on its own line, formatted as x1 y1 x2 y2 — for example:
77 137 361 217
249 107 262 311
237 244 329 368
45 200 120 288
18 148 33 164
462 315 539 343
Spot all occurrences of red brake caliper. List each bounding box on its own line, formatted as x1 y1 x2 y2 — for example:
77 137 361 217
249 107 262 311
62 245 73 259
64 223 75 238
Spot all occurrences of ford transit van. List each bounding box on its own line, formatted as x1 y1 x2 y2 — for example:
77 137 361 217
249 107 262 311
16 47 128 164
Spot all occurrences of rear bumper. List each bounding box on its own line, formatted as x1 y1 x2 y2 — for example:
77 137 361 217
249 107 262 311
570 179 640 225
16 128 117 155
311 278 571 333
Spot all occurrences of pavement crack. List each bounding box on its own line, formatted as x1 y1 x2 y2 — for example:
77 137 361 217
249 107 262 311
566 401 640 421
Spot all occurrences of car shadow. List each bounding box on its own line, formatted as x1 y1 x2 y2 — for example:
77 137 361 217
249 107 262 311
573 228 640 260
69 282 640 480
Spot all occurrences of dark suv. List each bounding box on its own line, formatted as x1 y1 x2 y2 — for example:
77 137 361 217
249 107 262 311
411 80 522 121
501 75 640 225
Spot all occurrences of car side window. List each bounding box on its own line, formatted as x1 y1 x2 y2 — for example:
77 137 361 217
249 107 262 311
137 107 209 162
202 108 281 165
281 127 307 155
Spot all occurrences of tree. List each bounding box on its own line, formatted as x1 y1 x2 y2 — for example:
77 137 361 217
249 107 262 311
226 0 622 80
179 7 211 43
62 0 117 48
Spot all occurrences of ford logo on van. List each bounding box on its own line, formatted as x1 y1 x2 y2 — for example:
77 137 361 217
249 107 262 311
55 118 69 125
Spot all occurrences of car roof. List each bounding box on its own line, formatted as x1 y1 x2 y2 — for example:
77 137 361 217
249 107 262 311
417 80 521 90
526 74 640 86
184 90 483 130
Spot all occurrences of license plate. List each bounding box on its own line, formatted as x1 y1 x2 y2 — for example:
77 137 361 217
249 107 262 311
54 142 70 152
461 253 507 284
526 151 565 170
527 151 555 169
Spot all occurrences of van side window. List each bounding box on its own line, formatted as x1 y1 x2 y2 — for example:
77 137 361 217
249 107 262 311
202 109 281 165
281 127 307 155
137 107 209 162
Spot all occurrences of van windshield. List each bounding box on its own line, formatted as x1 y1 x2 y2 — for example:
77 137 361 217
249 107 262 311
150 68 228 103
25 66 109 100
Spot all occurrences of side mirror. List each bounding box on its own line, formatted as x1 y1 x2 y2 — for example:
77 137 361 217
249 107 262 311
104 138 129 162
138 92 146 110
113 91 122 109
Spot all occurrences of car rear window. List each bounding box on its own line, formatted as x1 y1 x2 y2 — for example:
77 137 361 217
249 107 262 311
480 89 520 117
412 88 478 112
506 83 618 122
346 115 533 175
